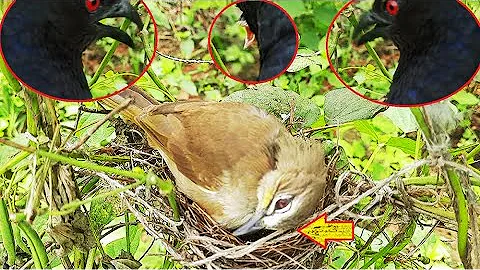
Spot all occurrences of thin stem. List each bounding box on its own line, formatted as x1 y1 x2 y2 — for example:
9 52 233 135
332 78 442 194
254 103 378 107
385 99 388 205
210 41 229 75
89 19 132 86
347 15 392 80
0 138 146 180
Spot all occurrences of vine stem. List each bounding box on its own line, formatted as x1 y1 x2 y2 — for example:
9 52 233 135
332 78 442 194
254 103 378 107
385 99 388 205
347 14 392 80
0 138 146 181
210 41 229 75
89 19 132 87
410 107 469 267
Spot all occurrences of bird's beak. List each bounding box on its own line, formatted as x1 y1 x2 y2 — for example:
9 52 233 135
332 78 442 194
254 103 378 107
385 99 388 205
352 11 392 45
238 20 256 49
94 0 144 48
232 210 266 236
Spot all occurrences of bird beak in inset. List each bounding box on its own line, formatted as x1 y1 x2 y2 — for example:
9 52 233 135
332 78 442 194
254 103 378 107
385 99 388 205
352 11 392 45
238 20 256 49
232 210 266 236
94 0 144 48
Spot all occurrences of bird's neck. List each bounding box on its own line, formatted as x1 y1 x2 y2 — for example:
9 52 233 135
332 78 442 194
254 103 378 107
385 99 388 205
9 30 89 99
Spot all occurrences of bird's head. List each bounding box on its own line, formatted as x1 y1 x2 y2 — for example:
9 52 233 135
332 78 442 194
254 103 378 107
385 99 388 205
352 0 442 49
50 0 143 48
233 138 326 236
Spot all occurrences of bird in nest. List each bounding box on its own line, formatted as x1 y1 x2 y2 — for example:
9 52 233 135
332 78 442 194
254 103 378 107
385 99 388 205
353 0 480 105
1 0 143 101
101 86 327 236
236 0 298 81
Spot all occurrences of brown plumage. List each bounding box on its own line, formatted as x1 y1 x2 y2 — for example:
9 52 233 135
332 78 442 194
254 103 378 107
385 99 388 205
101 86 327 235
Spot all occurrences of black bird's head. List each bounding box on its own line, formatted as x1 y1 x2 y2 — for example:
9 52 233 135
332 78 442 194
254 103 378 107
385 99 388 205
351 0 480 105
1 0 144 100
50 0 144 49
352 0 447 50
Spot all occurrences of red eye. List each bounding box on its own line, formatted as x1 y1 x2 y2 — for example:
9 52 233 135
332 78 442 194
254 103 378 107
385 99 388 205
275 198 290 210
385 0 399 16
85 0 100 12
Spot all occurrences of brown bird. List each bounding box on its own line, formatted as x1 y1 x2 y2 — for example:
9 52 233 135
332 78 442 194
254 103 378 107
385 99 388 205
101 87 327 235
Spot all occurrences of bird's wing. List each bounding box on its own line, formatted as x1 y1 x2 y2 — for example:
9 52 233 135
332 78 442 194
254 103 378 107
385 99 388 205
135 101 282 191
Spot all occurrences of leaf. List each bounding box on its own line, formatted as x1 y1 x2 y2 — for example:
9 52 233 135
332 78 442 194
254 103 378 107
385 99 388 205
276 0 306 18
386 137 419 156
104 226 142 259
324 88 385 125
180 39 195 58
322 140 349 169
381 108 418 133
452 91 479 106
423 102 462 134
0 118 8 131
354 120 379 141
76 113 116 149
353 70 366 85
89 198 116 234
180 80 198 96
0 133 29 167
224 85 322 128
287 56 317 72
90 71 127 98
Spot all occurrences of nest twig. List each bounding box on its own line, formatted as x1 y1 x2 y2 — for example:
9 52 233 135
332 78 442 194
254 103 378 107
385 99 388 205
87 113 480 268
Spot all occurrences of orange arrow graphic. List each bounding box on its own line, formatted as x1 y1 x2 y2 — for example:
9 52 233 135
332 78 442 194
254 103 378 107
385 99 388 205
297 213 354 249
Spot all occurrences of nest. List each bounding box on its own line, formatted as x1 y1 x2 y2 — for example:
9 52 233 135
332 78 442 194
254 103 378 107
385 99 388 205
100 119 343 268
141 192 330 268
92 115 471 268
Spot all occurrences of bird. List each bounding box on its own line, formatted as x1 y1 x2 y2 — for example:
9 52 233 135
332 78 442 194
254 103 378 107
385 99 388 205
352 0 480 105
101 86 327 236
0 0 143 101
236 0 297 81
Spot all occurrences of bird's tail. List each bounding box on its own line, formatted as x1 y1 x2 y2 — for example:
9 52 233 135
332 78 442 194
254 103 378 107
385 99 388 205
100 85 159 122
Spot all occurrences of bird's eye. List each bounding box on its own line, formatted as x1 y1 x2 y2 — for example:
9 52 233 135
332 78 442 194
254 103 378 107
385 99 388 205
274 198 292 213
85 0 101 12
385 0 399 16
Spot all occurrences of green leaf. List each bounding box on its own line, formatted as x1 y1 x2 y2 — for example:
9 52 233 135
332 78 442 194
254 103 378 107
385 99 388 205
277 0 306 18
90 71 128 98
180 80 198 96
180 39 195 58
89 198 116 233
354 120 379 140
224 85 322 128
452 90 479 106
324 88 385 125
386 137 419 156
104 225 142 258
76 113 116 149
0 133 29 167
382 107 418 133
287 55 318 72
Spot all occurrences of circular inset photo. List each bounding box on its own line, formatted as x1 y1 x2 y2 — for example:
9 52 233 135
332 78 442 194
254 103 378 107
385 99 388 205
208 0 299 84
0 0 157 102
327 0 480 106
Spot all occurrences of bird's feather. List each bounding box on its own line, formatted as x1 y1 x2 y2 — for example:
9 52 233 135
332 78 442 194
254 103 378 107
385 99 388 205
237 1 297 80
354 0 480 105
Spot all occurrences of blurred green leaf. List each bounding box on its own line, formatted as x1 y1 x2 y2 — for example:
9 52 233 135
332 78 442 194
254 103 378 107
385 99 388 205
386 137 418 156
224 85 322 128
324 88 385 125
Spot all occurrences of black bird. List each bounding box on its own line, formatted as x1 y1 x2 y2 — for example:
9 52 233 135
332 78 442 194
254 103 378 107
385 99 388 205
0 0 143 101
236 1 297 81
353 0 480 105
